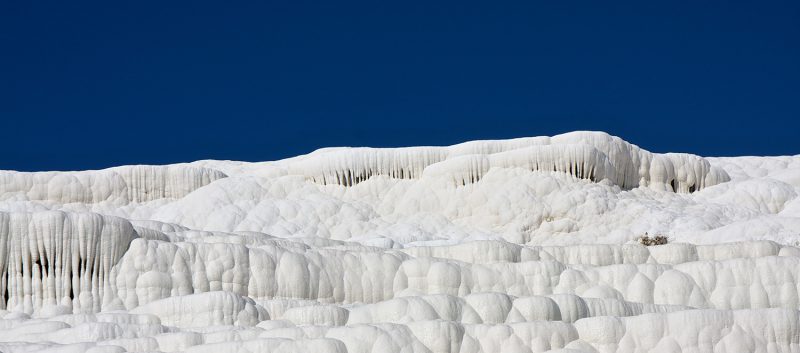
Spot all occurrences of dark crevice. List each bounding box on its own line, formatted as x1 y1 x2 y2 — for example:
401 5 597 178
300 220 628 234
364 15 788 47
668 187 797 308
34 258 45 278
67 268 75 301
2 271 8 308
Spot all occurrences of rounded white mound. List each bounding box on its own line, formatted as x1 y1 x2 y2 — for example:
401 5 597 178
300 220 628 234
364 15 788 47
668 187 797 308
1 131 799 353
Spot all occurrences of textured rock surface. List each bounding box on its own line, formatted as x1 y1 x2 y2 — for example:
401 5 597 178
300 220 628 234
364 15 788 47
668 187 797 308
1 131 799 352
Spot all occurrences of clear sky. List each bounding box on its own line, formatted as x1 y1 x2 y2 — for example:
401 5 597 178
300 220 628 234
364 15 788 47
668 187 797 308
2 1 799 171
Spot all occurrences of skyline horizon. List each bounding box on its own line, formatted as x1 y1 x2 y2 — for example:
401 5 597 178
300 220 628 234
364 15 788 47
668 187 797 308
3 1 799 171
2 129 795 173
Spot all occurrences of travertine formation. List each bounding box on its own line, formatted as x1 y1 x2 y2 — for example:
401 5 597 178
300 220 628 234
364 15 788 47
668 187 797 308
1 131 799 352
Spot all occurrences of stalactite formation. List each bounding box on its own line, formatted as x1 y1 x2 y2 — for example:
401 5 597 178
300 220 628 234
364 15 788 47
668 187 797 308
0 165 227 204
286 132 730 193
0 211 137 314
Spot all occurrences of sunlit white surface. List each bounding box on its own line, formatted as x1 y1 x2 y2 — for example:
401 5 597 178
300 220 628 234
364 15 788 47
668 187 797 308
1 131 799 352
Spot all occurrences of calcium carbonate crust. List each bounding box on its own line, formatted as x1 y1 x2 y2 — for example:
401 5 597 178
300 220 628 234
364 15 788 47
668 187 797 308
1 131 799 353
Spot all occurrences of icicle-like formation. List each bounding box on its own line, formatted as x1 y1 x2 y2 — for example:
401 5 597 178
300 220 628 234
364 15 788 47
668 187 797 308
0 165 227 204
0 211 137 314
288 147 448 186
287 131 730 193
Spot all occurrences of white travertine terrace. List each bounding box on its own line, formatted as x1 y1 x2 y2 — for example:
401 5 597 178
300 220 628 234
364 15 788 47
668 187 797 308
290 132 730 192
1 131 799 352
0 165 227 204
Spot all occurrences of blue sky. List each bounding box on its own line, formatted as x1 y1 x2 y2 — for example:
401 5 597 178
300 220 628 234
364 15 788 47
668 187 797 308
2 1 799 171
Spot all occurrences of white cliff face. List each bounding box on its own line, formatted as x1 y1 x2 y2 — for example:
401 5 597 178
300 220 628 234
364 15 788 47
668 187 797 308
0 131 799 353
